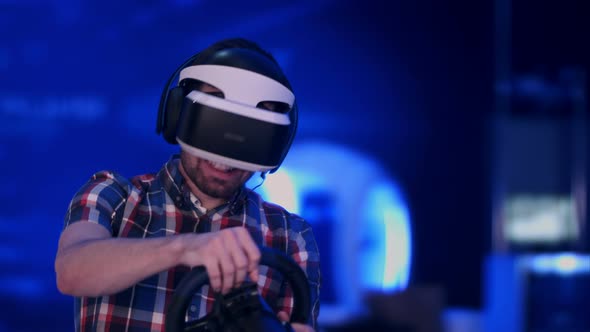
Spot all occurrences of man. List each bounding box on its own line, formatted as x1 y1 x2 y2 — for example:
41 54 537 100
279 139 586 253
54 38 320 332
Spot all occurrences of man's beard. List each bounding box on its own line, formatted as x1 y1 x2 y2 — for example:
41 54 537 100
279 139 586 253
193 173 240 199
180 153 252 199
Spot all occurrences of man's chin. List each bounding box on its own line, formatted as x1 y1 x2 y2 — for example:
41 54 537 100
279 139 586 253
196 181 238 200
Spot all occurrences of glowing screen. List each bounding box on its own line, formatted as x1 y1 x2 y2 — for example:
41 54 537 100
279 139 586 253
248 141 412 322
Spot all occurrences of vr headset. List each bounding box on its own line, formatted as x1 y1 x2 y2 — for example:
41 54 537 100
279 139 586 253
156 47 298 173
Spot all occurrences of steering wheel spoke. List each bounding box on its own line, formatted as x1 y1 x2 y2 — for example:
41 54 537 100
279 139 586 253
184 315 219 332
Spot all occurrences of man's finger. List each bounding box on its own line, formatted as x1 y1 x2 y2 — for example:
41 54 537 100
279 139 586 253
204 260 222 292
277 311 289 322
234 228 260 282
217 242 235 294
226 231 248 287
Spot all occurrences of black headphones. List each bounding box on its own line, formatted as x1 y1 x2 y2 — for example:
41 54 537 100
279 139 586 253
155 45 298 174
156 52 200 145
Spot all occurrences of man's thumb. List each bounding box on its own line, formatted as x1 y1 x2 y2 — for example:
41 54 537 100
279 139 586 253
277 311 290 322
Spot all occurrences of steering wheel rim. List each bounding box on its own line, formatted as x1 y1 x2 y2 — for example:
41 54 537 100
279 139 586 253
165 246 311 332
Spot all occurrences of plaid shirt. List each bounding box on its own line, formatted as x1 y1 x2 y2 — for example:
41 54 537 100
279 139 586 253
63 156 320 331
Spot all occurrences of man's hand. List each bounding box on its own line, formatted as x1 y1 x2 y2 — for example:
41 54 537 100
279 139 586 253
176 227 260 294
277 311 315 332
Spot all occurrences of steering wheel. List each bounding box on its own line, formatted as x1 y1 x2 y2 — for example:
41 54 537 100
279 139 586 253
165 247 311 332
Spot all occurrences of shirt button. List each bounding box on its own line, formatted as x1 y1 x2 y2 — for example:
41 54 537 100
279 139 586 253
190 305 197 312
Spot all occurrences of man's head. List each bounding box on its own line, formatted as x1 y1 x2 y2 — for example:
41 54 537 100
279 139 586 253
158 38 297 201
157 38 297 174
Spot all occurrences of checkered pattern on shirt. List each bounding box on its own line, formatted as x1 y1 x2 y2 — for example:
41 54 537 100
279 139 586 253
63 156 320 332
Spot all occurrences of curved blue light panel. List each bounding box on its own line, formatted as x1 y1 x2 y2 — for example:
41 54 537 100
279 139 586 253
248 141 412 321
528 253 590 275
362 183 412 291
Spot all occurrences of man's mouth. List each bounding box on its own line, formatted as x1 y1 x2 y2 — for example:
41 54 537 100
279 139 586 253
206 160 235 172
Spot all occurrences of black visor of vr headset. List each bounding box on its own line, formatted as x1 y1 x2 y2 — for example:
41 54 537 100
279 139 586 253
175 64 296 172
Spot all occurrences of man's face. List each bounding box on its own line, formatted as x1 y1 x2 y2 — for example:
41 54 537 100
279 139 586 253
180 150 254 200
179 83 254 200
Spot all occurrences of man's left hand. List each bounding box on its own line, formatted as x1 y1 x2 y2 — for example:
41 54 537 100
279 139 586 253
277 311 315 332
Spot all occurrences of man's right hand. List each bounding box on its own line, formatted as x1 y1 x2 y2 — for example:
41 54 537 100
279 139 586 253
175 227 261 294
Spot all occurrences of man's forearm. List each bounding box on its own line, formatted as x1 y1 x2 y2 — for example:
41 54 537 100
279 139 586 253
55 236 183 297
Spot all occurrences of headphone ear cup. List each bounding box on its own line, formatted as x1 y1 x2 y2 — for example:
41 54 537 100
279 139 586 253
162 86 185 144
269 102 298 174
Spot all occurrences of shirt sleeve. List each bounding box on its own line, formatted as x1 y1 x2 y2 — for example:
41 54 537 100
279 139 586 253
64 170 131 236
282 214 321 329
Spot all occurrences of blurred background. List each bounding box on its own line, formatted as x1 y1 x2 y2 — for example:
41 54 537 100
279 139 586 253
0 0 589 331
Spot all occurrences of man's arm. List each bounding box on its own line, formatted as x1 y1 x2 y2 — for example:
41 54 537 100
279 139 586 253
55 221 261 297
55 221 183 297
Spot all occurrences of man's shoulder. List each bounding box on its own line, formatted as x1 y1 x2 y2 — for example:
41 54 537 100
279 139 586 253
260 199 289 214
256 196 308 226
84 170 131 193
85 169 158 195
129 172 158 190
252 193 294 217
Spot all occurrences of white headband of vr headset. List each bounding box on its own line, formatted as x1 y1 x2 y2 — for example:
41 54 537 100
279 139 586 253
179 64 295 108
